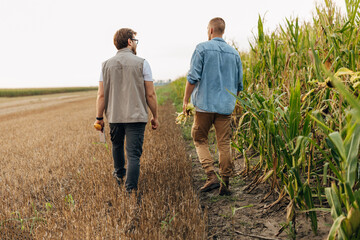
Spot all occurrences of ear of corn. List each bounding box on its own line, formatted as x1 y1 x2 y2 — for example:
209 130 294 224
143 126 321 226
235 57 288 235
175 103 195 125
94 123 102 131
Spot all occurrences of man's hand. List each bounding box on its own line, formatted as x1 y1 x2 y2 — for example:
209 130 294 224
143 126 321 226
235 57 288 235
95 81 105 132
151 117 159 130
183 81 195 115
183 99 189 115
94 119 104 132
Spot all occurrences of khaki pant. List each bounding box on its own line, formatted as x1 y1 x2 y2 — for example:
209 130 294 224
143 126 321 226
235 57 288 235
191 111 233 177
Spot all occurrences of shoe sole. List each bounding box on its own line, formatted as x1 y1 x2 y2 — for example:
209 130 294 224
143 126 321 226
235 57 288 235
200 183 220 192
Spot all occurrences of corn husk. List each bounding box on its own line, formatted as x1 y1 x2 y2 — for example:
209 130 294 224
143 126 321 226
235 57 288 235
175 103 195 125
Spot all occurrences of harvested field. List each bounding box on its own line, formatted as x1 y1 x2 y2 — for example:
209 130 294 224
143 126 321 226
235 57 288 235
0 92 206 239
0 91 341 240
0 87 98 98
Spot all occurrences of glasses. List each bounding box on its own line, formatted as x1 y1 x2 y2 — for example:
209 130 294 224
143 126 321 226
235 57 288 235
131 38 139 44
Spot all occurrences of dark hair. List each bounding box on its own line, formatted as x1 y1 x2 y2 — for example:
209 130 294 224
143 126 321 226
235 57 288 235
113 28 137 50
209 17 225 34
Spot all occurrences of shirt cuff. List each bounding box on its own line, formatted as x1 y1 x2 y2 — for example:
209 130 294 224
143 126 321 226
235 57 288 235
187 77 197 85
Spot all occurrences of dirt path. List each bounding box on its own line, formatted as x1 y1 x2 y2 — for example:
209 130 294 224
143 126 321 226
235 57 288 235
187 134 333 240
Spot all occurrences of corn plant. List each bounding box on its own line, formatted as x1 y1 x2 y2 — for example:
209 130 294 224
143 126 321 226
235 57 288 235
309 53 360 239
233 80 318 233
232 0 360 237
313 93 360 239
3 205 45 235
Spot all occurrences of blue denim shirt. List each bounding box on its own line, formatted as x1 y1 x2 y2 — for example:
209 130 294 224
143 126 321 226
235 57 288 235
187 37 243 115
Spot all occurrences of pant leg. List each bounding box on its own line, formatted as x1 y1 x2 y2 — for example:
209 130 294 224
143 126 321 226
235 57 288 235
192 112 215 174
213 114 233 177
109 123 126 179
124 122 146 192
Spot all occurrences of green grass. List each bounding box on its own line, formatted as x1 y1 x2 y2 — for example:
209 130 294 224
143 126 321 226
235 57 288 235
156 77 194 142
155 77 186 112
155 84 173 105
0 87 98 97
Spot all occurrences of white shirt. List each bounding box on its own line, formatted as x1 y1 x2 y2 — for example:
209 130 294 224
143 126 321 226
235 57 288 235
99 59 153 82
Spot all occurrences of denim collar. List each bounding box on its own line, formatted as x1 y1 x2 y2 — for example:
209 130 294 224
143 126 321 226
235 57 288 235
211 37 225 42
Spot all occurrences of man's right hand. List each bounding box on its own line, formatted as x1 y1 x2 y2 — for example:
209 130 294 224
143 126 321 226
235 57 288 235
183 100 188 115
151 118 159 130
183 81 195 115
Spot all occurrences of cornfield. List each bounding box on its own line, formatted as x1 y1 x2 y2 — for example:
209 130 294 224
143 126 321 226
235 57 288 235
231 0 360 238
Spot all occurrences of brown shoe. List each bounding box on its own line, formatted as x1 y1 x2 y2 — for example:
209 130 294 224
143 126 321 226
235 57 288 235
219 177 231 196
200 171 220 192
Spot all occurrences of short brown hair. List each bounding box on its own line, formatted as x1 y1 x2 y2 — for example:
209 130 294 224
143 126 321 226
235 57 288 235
113 28 137 50
209 17 225 35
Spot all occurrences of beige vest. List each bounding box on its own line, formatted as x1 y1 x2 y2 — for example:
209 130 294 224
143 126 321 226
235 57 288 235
102 48 148 123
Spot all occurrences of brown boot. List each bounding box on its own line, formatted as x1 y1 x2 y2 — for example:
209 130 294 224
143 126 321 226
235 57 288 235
200 171 220 192
219 177 231 196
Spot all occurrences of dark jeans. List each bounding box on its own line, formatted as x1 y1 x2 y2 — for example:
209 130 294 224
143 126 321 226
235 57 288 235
109 122 146 192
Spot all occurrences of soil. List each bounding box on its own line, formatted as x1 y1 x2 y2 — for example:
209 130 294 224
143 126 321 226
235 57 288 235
186 136 333 240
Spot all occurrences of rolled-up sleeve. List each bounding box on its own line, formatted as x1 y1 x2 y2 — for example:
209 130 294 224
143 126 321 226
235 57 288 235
237 58 243 92
187 49 203 84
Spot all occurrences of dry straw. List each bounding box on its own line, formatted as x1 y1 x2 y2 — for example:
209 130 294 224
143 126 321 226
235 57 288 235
0 94 206 239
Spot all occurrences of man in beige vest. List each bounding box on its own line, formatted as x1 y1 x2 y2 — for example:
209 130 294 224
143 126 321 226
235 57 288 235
94 28 159 193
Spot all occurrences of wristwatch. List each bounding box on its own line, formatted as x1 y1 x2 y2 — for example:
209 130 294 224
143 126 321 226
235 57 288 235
96 117 103 121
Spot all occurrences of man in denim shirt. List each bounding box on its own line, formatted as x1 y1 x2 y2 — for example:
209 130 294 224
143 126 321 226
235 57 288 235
183 17 243 196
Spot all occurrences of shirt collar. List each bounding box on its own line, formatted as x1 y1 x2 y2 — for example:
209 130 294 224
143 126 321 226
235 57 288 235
211 37 225 42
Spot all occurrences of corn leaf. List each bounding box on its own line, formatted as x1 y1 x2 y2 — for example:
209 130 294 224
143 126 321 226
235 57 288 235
304 184 318 233
353 81 360 88
292 136 306 155
325 138 341 167
289 78 301 140
344 182 356 208
354 189 360 207
346 125 360 187
327 160 345 183
310 111 333 134
327 215 346 240
334 67 354 77
290 167 303 188
325 187 342 218
323 163 329 185
262 169 274 183
285 184 295 199
298 208 331 213
329 132 346 162
302 114 311 136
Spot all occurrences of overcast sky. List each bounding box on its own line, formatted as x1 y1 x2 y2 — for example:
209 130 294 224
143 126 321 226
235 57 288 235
0 0 347 88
